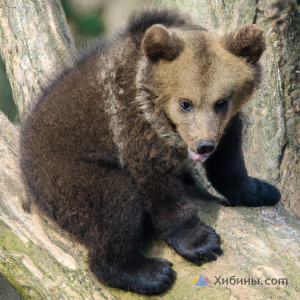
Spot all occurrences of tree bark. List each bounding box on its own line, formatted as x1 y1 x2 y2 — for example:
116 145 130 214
0 0 75 117
0 0 300 299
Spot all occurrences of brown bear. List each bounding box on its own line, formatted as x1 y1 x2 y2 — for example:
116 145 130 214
20 7 281 295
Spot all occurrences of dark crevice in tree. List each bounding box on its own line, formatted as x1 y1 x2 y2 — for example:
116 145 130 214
221 0 225 9
279 143 287 168
253 0 259 24
0 58 19 122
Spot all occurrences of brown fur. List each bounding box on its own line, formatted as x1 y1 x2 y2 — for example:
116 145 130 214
142 24 185 61
20 8 278 295
224 24 266 63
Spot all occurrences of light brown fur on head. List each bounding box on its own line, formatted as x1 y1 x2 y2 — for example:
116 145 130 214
137 24 266 153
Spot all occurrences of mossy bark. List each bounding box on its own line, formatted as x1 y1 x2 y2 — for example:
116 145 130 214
0 0 300 299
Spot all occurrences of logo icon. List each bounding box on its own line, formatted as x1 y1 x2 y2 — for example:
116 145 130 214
192 275 211 286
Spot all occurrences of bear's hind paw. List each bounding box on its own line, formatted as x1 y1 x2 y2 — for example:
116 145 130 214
91 256 176 295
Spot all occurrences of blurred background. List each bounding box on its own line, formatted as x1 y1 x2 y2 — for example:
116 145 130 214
0 0 153 124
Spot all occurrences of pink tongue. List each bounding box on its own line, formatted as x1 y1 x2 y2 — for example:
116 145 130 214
188 148 210 163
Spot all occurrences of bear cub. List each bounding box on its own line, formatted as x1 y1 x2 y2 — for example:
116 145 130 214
20 8 281 295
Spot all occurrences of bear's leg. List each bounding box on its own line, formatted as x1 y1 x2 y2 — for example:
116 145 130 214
203 112 281 207
85 168 176 295
130 175 223 267
118 146 223 267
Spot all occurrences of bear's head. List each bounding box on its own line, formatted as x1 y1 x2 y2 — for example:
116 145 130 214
136 23 266 162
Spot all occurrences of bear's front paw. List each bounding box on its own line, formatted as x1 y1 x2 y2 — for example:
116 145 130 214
163 218 223 266
227 177 281 207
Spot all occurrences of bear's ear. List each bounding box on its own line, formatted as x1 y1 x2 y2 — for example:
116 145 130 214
224 24 266 63
142 24 184 61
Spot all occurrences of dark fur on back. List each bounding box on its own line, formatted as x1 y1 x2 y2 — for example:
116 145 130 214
27 37 108 116
123 7 204 47
20 7 280 296
127 7 189 34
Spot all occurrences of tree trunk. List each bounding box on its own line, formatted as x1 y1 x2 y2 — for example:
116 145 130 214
0 0 75 117
0 0 300 299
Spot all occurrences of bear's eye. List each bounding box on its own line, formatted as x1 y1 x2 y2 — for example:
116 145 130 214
181 101 193 112
214 100 228 114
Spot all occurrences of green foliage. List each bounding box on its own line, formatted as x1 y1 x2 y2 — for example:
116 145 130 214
78 13 105 37
61 0 74 19
61 0 105 39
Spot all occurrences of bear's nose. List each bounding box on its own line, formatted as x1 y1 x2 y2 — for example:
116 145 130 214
196 141 215 154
